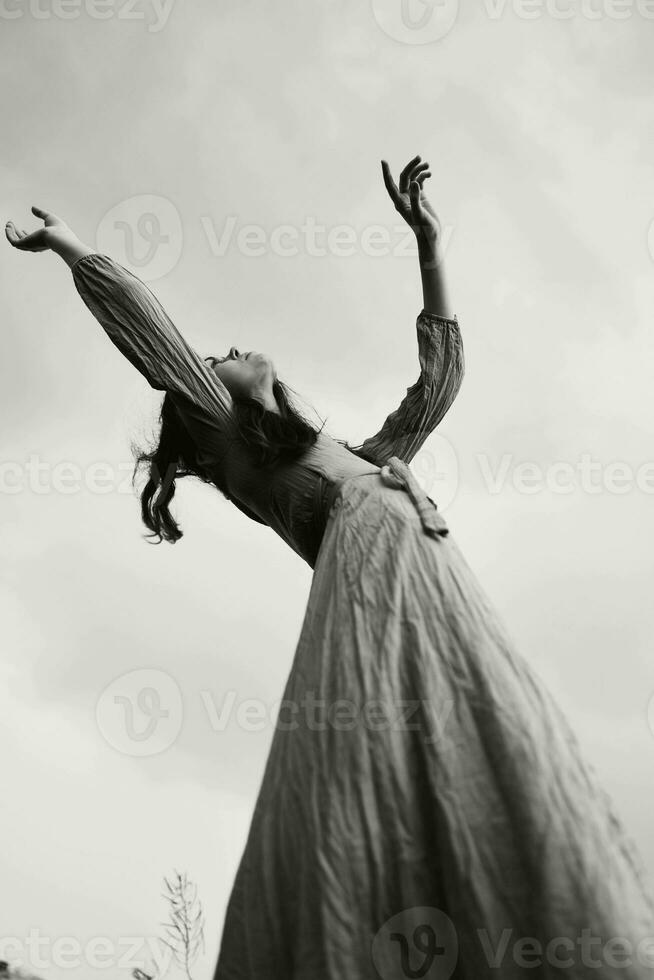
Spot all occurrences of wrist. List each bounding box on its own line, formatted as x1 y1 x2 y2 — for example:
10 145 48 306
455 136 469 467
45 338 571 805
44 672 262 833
48 227 77 253
417 234 443 269
50 230 93 268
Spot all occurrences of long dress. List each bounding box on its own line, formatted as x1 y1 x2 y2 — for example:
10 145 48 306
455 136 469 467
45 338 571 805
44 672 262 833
73 254 654 980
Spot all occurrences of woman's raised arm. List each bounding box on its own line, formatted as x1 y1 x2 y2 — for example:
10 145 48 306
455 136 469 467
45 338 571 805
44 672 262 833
381 155 453 319
349 158 464 466
5 208 234 446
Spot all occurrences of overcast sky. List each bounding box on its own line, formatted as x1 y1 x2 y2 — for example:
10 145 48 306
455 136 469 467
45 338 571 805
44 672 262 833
2 1 654 978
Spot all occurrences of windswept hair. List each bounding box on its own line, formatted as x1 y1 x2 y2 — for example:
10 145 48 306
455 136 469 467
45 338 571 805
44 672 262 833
134 379 320 544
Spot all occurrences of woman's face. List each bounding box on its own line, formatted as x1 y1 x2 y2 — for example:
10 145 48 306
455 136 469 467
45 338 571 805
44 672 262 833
207 347 277 405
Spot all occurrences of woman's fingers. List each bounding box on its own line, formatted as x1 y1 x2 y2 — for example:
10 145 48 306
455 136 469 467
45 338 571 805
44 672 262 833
5 222 22 246
31 205 50 220
381 160 403 208
384 157 433 226
5 221 46 251
399 158 429 191
398 154 422 192
409 161 430 183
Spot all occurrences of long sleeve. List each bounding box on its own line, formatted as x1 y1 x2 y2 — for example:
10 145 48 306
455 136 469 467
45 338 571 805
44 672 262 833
72 253 234 462
349 310 464 466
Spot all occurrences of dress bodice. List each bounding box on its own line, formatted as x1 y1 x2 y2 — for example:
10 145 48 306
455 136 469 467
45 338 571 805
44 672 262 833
219 431 381 567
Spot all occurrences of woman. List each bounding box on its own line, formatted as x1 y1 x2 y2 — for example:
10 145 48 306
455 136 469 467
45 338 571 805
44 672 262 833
6 157 654 980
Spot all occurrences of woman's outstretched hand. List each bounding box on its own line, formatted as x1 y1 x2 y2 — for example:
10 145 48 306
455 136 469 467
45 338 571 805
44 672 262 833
5 207 92 267
5 206 72 253
381 155 442 255
381 154 453 318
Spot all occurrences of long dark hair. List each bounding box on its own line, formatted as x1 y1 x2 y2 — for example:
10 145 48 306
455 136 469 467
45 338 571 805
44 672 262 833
134 379 320 544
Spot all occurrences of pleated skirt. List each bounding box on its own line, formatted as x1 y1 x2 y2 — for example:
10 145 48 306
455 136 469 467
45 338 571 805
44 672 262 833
215 474 654 980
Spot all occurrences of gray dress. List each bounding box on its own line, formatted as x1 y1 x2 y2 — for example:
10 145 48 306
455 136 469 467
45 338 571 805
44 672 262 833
73 254 654 980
